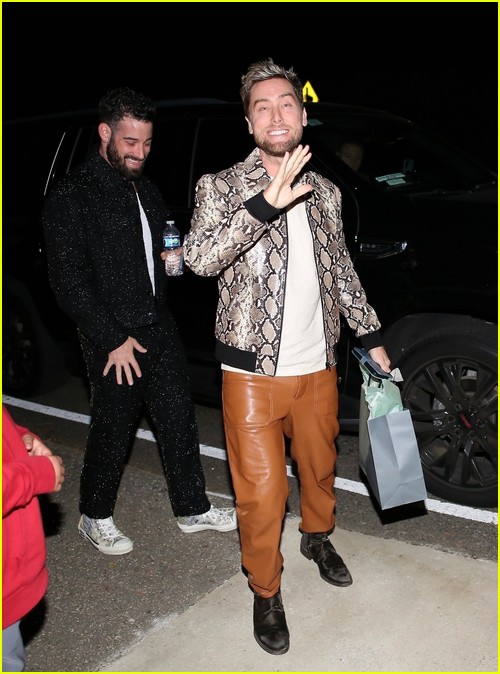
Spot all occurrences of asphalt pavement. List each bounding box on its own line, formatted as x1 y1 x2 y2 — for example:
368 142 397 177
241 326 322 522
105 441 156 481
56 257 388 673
19 436 497 673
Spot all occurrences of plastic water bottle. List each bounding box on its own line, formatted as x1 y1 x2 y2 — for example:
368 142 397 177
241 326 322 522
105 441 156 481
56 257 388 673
162 219 184 276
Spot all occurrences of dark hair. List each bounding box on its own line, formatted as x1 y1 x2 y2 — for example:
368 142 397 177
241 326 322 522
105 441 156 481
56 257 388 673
240 58 303 116
98 87 156 128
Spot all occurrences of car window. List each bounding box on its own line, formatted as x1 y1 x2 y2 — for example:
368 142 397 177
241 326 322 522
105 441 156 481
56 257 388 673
305 112 493 192
65 126 99 174
3 122 68 265
3 122 64 218
191 117 254 191
146 115 255 210
141 116 195 209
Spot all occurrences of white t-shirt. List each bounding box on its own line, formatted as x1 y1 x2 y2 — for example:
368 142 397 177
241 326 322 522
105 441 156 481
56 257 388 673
275 200 325 375
136 193 155 295
222 200 326 376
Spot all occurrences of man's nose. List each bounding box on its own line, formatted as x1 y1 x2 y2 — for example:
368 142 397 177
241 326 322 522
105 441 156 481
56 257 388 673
271 107 283 122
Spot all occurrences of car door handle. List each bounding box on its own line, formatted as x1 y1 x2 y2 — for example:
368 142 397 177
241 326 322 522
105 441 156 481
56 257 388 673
357 240 408 259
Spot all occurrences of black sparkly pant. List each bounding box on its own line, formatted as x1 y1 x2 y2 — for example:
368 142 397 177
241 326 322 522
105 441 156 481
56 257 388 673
78 315 211 519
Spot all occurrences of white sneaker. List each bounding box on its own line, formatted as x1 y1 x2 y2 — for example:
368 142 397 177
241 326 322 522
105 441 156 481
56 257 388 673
177 505 237 533
78 515 133 555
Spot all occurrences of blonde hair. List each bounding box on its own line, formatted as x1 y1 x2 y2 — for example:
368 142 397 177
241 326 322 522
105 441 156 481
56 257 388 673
240 58 303 116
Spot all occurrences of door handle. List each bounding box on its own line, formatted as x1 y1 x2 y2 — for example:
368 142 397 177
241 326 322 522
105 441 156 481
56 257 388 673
357 240 408 259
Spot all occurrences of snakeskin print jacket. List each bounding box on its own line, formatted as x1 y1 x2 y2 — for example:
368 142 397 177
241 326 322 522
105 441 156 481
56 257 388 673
184 147 382 376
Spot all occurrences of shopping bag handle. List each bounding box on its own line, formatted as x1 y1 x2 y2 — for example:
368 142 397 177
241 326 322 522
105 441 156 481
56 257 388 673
352 347 393 380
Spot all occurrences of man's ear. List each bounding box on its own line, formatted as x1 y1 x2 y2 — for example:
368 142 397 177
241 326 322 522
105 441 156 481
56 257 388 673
302 107 308 128
245 116 253 135
98 122 111 143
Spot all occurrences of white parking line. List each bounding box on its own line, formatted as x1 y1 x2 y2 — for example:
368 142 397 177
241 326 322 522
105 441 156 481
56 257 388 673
4 395 497 526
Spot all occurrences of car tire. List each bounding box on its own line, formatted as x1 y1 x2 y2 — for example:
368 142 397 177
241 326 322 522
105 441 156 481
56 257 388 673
397 319 497 508
3 283 69 397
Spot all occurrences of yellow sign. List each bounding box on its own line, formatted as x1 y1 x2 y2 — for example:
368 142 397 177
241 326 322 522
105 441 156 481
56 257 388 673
302 81 319 103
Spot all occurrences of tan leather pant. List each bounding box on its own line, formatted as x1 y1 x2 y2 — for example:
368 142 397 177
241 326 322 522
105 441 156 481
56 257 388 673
222 368 340 598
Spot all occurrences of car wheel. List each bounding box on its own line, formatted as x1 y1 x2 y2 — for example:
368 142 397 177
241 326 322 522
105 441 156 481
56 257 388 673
397 321 497 508
3 285 69 397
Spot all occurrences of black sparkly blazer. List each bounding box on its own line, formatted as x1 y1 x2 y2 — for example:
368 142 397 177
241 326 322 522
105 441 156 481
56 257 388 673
42 147 170 352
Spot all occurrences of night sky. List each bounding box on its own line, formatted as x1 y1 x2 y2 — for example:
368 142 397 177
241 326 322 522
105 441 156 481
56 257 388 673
2 1 498 169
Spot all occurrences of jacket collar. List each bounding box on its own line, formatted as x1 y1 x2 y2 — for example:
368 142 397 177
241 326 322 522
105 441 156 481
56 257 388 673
88 145 139 192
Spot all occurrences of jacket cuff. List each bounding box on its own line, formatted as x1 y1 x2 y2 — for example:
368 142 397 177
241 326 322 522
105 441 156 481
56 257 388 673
360 330 383 350
30 455 58 496
244 192 281 222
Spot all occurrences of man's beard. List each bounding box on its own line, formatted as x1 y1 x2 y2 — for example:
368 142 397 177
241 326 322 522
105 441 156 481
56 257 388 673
106 139 145 181
255 128 303 157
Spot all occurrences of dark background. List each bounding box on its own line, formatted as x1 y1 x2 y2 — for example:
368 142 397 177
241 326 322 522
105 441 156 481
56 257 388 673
2 1 498 170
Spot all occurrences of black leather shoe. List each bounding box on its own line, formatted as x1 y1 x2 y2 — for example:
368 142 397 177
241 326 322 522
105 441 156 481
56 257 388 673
300 532 353 587
253 591 290 655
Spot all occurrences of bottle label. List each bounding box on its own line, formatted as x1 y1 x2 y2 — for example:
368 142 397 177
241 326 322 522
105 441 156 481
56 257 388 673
163 235 181 249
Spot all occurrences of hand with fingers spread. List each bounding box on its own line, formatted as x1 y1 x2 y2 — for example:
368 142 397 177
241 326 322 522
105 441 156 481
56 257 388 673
263 144 312 209
103 336 148 385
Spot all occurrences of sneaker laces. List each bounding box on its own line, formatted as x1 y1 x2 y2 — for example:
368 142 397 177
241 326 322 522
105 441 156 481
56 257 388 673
205 505 235 524
185 505 235 525
94 518 125 541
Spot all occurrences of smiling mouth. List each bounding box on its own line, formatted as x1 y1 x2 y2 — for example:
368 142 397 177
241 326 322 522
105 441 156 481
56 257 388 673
268 129 288 137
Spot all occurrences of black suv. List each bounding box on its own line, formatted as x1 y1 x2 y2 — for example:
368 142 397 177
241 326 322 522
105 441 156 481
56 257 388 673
3 99 497 507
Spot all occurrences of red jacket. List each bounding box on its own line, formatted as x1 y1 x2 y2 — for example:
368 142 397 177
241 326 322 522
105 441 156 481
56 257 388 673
2 406 55 628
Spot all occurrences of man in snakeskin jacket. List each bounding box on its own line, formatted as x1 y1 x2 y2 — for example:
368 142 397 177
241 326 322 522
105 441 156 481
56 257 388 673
184 59 392 655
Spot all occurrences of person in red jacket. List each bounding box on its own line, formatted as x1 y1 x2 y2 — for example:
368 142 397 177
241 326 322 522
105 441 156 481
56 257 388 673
2 406 65 671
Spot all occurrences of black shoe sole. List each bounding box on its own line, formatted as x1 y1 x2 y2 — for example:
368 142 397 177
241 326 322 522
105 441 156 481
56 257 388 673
300 545 353 586
318 570 353 587
254 632 290 655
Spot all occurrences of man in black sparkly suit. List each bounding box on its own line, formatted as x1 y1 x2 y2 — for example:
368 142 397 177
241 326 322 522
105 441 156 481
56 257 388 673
42 87 236 555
